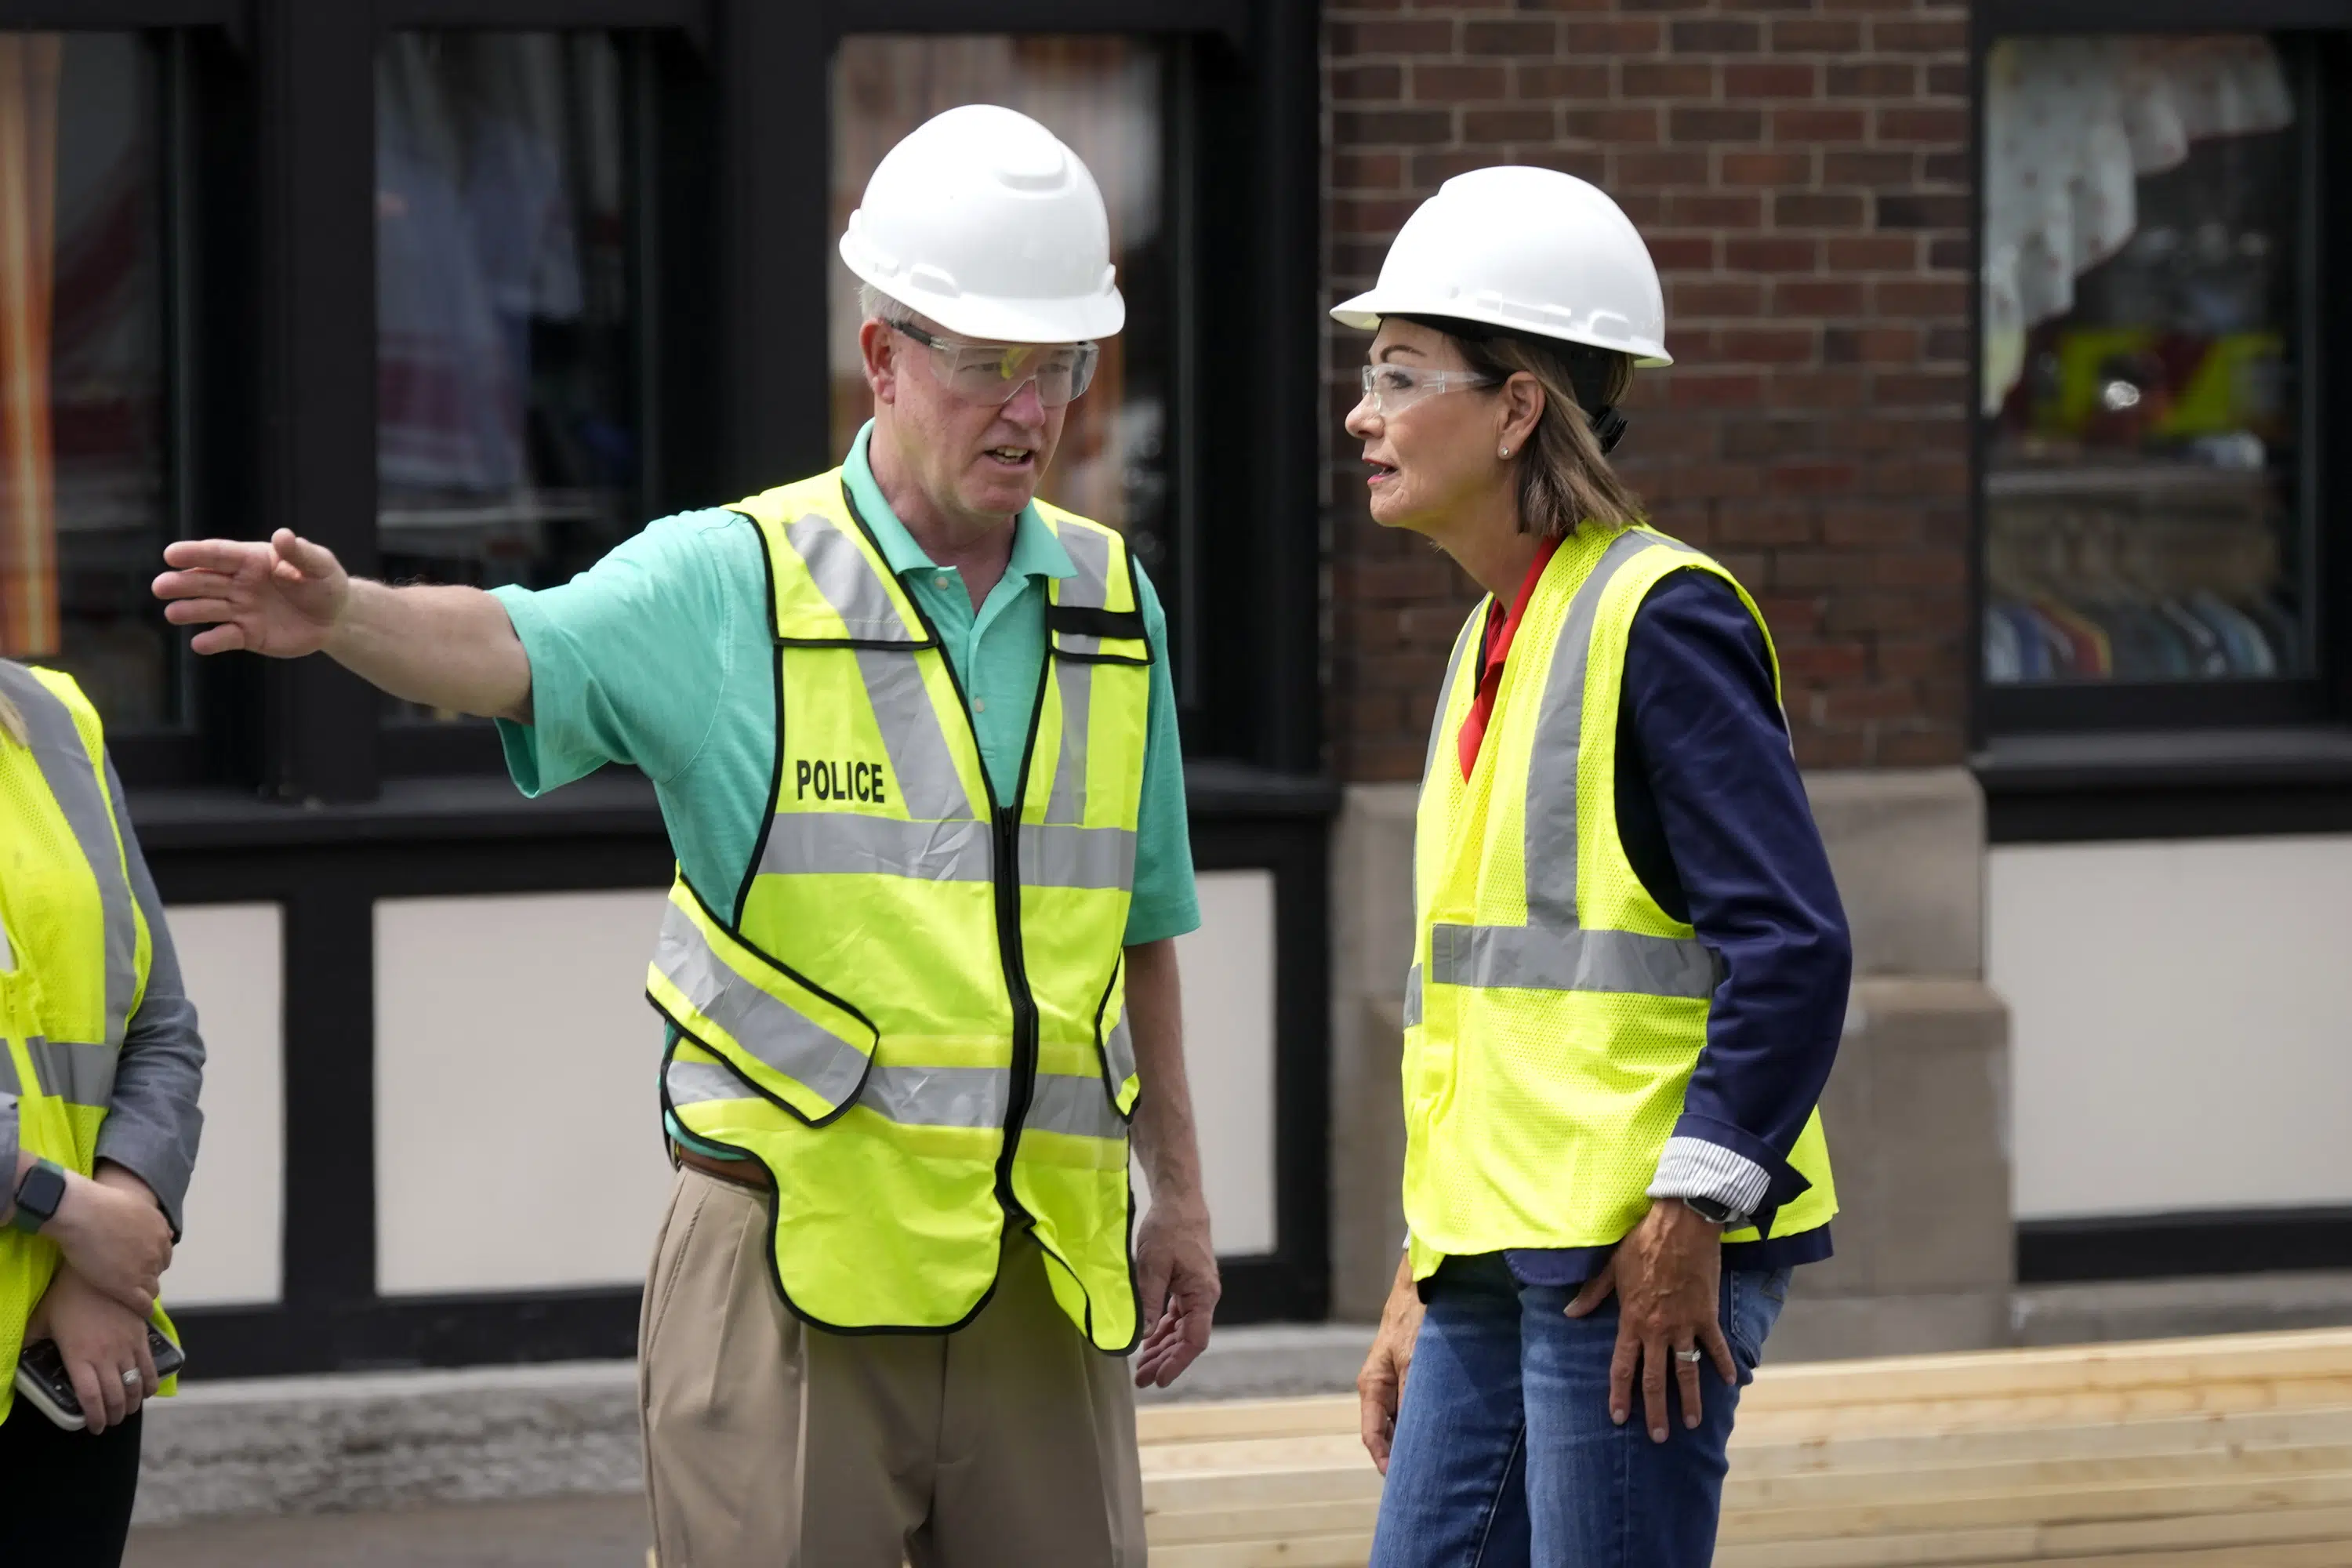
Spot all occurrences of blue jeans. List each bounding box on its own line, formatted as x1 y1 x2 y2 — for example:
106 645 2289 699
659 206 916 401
1368 1257 1791 1568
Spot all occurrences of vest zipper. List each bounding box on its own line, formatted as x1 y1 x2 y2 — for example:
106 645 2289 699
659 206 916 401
989 808 1040 1227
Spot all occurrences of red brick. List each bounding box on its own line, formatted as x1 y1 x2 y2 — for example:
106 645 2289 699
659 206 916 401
1825 234 1916 270
1621 60 1716 98
1515 63 1610 100
1618 0 1713 9
1565 106 1662 143
1564 19 1664 53
1776 192 1865 227
1924 325 1970 362
1675 278 1769 319
1664 190 1763 227
1823 325 1919 364
1334 110 1454 145
1332 196 1423 233
1670 19 1762 53
1769 107 1867 142
1872 18 1968 53
1820 506 1922 547
1773 278 1867 315
1413 64 1508 102
1465 107 1559 142
1508 147 1610 182
1876 191 1967 229
1875 106 1967 145
1822 150 1915 187
1724 62 1819 99
1922 151 1969 184
1646 232 1717 270
1333 64 1405 102
1772 19 1863 51
1668 372 1765 408
1463 20 1559 56
1714 505 1818 546
1926 63 1969 96
1670 106 1764 143
1767 459 1862 496
1926 235 1969 271
1725 235 1817 272
1872 372 1965 408
1328 20 1456 56
1720 150 1814 186
1613 149 1710 185
1721 416 1818 459
1719 327 1818 365
1764 370 1869 410
1780 642 1871 681
1409 150 1503 186
1827 61 1918 97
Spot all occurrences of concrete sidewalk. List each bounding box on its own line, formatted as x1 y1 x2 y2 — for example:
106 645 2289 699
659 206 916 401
127 1494 648 1568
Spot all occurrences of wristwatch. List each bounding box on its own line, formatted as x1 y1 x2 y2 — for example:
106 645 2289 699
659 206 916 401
1680 1195 1744 1228
9 1158 66 1235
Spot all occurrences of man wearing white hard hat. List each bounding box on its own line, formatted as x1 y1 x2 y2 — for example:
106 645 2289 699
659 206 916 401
1338 167 1848 1566
153 103 1214 1565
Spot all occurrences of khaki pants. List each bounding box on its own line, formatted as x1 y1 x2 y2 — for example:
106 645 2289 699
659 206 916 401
639 1165 1147 1568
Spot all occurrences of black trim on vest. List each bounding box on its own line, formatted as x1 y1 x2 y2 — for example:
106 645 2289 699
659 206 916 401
1089 955 1137 1127
737 511 789 927
1047 604 1148 642
736 496 943 653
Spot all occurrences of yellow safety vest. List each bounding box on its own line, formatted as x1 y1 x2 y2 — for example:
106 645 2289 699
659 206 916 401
0 662 176 1419
648 471 1153 1351
1403 525 1836 1279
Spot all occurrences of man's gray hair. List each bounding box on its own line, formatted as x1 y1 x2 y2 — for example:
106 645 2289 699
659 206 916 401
858 283 916 328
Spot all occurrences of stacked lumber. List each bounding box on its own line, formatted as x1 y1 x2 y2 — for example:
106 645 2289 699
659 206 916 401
1136 1327 2352 1567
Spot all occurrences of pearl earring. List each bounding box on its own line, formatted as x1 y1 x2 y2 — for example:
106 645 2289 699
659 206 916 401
1499 445 1512 459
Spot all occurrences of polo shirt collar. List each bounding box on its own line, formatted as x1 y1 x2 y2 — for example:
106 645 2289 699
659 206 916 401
844 421 1076 586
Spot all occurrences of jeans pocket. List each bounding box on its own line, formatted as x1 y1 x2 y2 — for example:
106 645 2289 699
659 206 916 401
1726 1268 1792 1375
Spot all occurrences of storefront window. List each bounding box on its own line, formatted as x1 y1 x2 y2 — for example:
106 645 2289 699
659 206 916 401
376 31 639 722
829 36 1175 577
0 34 172 728
1982 34 2308 692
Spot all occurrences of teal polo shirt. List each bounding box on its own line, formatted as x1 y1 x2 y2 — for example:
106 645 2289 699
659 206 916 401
492 423 1200 1147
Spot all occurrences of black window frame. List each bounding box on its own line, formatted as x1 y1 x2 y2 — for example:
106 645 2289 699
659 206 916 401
1970 0 2352 842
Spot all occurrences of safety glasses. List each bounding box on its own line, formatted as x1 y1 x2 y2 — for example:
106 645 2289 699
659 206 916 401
1356 363 1500 417
891 321 1100 409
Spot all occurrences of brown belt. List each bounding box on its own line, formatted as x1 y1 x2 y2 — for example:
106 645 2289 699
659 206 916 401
673 1142 771 1192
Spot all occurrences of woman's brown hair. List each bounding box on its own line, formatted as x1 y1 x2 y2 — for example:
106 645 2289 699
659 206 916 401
1406 316 1644 539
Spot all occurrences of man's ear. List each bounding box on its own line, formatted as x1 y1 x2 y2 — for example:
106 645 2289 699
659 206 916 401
860 318 899 405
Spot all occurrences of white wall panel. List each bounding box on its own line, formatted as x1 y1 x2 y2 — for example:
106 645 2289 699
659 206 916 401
160 903 284 1307
1991 835 2352 1221
1171 869 1279 1256
375 891 675 1294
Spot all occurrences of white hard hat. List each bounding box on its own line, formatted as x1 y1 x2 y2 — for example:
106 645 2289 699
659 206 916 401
840 104 1123 345
1332 166 1671 366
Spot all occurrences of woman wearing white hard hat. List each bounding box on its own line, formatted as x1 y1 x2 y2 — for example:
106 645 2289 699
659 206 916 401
1342 166 1848 1566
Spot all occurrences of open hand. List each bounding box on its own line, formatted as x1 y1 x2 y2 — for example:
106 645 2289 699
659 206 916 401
45 1172 172 1318
154 530 350 657
1566 1200 1736 1443
1131 1192 1218 1388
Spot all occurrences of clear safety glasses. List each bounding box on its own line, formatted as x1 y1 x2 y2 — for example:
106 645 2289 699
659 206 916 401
892 321 1100 409
1356 363 1500 418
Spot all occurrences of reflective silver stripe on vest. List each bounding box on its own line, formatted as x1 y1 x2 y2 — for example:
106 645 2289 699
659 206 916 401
1102 1005 1137 1092
1044 656 1091 824
1 662 139 1047
785 514 922 643
1018 822 1136 891
655 902 873 1109
762 813 991 883
1429 923 1720 1001
29 1036 118 1109
1053 522 1114 658
665 1056 751 1110
1025 1070 1127 1141
851 646 977 824
1522 528 1657 931
1401 962 1422 1027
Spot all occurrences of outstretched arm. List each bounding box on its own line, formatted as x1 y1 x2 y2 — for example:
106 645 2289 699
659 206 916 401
154 530 532 723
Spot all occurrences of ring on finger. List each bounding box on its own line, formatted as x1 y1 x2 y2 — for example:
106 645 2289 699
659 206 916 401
122 1367 144 1388
1674 1347 1704 1363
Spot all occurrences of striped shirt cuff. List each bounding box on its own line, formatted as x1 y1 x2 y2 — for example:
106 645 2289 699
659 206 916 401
1647 1135 1772 1222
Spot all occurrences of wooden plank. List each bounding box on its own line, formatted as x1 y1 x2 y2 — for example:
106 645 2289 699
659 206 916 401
1719 1505 2352 1568
1138 1396 1359 1446
1722 1468 2352 1543
1147 1499 1377 1545
1730 1405 2352 1478
1149 1534 1377 1568
1726 1442 2352 1512
1142 1434 1370 1475
1145 1465 1384 1515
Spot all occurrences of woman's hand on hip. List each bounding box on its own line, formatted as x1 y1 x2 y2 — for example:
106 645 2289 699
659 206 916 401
45 1169 172 1317
1565 1200 1736 1443
1357 1250 1425 1475
27 1266 159 1435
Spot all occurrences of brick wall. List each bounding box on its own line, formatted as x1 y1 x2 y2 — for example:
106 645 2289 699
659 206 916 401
1323 0 1973 780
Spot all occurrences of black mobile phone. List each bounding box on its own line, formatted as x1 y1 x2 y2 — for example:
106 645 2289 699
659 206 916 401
13 1326 186 1431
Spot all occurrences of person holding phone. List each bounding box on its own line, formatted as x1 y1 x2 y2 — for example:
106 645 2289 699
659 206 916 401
0 659 205 1563
1339 168 1849 1567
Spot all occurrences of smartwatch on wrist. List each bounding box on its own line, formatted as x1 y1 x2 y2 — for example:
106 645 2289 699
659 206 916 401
9 1158 67 1235
1680 1195 1743 1228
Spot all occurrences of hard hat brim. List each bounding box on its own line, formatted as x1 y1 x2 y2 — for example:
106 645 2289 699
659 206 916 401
844 243 1124 344
1330 287 1672 368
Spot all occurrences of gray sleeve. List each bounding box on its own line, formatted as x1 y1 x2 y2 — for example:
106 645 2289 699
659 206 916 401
92 759 205 1235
